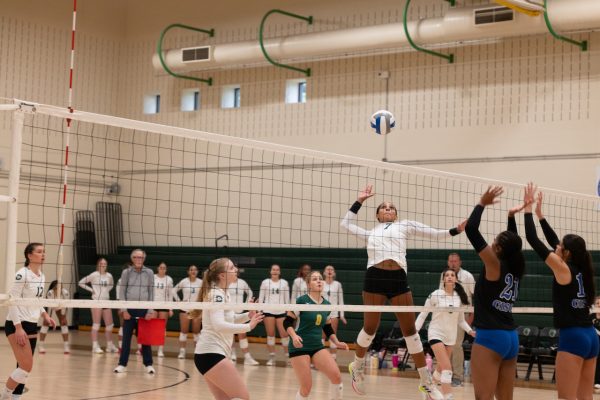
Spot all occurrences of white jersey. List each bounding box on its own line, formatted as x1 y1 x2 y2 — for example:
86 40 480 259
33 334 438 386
7 267 46 325
195 288 251 357
174 277 202 311
415 289 472 346
438 268 475 302
227 279 253 304
47 287 70 313
341 211 452 272
258 279 290 314
78 271 114 301
154 275 175 303
323 280 345 319
291 277 308 302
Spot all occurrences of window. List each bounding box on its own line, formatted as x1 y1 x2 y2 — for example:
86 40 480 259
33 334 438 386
181 89 200 111
285 79 307 104
221 85 241 109
143 93 161 114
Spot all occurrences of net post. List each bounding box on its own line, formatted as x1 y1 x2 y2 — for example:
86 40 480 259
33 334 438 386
4 108 25 293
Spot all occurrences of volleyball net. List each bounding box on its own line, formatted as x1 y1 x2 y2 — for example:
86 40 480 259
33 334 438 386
0 99 599 328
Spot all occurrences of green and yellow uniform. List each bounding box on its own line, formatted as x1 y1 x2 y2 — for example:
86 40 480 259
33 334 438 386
289 294 331 354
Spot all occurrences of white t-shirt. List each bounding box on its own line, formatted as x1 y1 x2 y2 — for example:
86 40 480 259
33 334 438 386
154 275 175 303
415 289 472 346
291 277 308 302
195 288 251 357
227 278 253 304
174 277 202 311
341 211 452 272
7 267 46 325
78 271 114 301
323 280 345 319
258 278 290 313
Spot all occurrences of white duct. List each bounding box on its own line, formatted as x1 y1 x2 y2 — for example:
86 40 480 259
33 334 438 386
153 0 600 73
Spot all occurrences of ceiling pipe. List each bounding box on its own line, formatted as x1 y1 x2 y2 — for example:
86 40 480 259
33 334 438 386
152 0 600 73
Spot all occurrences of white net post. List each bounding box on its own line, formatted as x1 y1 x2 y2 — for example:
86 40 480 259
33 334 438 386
4 105 25 293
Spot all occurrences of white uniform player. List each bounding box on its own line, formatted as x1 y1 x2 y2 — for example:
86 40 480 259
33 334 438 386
227 278 259 365
39 285 71 354
7 267 46 327
154 274 175 302
415 290 473 346
258 278 290 313
291 277 308 302
78 271 114 301
174 274 203 359
322 280 345 320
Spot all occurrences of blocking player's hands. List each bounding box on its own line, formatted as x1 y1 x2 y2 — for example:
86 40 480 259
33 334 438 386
479 186 503 207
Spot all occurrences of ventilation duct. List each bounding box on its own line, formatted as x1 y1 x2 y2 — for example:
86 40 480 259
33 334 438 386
153 0 600 73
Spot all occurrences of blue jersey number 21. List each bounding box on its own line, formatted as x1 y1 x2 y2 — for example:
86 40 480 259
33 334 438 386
499 273 519 302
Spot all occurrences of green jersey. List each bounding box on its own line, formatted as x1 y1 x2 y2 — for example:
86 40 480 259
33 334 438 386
289 294 331 353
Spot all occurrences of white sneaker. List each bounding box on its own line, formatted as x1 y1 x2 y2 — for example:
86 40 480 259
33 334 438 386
444 394 455 400
38 344 46 354
63 343 70 354
93 346 104 354
145 365 155 374
231 352 237 362
349 361 366 395
113 365 126 373
178 348 186 359
266 355 276 366
244 355 259 366
11 394 21 400
157 350 165 358
107 343 118 353
419 381 444 400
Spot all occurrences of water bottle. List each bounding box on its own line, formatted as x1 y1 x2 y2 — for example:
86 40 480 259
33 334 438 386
391 353 399 370
464 360 471 377
425 353 433 373
370 353 379 369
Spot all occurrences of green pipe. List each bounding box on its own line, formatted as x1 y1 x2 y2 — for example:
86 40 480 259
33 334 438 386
259 9 313 77
403 0 454 63
543 0 587 51
157 23 215 86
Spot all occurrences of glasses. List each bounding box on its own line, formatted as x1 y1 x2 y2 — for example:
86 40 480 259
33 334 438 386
132 256 144 259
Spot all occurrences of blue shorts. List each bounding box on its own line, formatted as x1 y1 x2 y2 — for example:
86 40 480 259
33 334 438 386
474 329 519 360
558 326 599 359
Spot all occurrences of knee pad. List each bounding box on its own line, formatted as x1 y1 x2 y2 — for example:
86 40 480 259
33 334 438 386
92 323 101 332
118 327 123 336
239 338 249 349
267 336 276 346
281 337 290 347
179 332 188 342
329 382 343 400
193 333 199 343
329 342 337 350
356 328 375 349
61 326 69 335
40 326 49 334
404 333 423 355
105 324 114 333
441 370 453 384
10 368 29 384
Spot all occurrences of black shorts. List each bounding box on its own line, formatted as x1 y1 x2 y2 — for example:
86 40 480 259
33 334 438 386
194 353 226 375
289 347 327 359
363 267 410 299
5 320 39 337
263 313 286 319
429 339 445 347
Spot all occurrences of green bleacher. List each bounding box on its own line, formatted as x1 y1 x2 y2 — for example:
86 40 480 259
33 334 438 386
75 246 600 342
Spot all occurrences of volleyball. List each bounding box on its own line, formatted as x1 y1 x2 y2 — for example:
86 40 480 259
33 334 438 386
370 110 395 135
